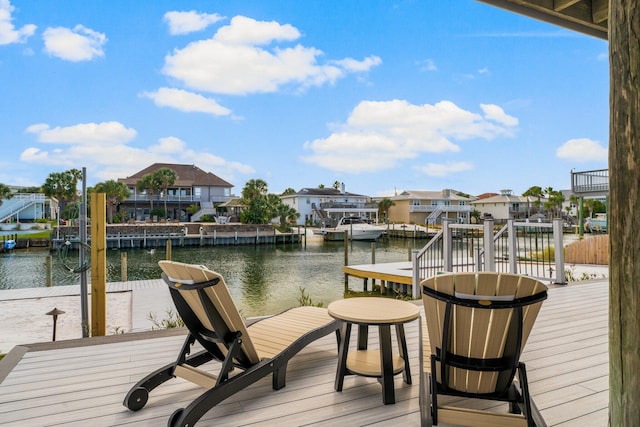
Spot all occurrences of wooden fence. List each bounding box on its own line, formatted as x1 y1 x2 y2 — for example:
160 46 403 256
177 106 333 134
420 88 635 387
565 234 609 265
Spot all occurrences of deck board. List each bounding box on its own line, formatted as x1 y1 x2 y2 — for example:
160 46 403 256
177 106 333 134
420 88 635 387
0 280 609 426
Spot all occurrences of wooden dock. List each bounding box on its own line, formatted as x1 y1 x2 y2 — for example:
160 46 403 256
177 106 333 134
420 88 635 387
0 280 609 426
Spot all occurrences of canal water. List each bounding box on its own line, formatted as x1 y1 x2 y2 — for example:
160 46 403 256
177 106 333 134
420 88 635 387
0 238 422 317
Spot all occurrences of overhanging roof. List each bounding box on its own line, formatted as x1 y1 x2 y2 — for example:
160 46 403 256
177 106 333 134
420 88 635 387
477 0 608 40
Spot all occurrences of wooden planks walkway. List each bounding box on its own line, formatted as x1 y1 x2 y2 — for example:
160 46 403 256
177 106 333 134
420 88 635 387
0 280 609 426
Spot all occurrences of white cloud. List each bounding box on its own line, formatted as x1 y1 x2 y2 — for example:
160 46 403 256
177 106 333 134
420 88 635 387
43 25 106 61
20 122 254 184
142 87 231 116
480 103 518 127
25 121 137 145
302 99 518 173
415 161 474 177
0 0 36 45
164 10 225 35
417 59 437 72
556 138 608 162
163 15 381 95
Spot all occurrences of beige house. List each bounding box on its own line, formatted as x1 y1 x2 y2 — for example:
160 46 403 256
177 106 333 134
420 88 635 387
387 189 475 225
470 189 540 221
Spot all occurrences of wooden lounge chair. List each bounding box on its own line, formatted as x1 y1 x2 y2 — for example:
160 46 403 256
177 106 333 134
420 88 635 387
124 260 340 426
419 272 548 427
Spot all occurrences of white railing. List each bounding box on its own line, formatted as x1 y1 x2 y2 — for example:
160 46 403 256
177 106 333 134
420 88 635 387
411 218 565 296
409 204 472 213
0 194 46 222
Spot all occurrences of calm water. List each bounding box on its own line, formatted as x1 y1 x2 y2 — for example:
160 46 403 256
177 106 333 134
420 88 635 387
0 238 421 317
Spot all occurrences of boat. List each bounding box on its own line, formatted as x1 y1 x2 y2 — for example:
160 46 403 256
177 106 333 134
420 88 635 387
332 216 386 241
585 213 607 233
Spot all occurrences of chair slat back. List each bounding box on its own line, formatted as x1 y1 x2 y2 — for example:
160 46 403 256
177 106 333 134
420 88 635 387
159 260 261 365
422 272 547 395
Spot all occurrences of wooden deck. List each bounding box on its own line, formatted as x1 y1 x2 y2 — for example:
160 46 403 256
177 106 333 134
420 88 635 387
0 280 609 426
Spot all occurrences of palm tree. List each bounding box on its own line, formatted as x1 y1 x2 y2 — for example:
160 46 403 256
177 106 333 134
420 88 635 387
377 197 395 223
42 169 83 218
523 185 544 216
92 180 130 223
281 188 296 196
153 168 178 218
136 173 157 214
241 179 269 200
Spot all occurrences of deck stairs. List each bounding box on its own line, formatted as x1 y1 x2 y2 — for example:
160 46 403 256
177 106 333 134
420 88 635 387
190 201 216 222
0 194 46 223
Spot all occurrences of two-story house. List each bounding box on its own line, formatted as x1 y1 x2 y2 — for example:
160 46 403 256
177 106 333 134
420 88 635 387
118 163 233 221
470 189 539 221
387 189 475 225
280 185 378 226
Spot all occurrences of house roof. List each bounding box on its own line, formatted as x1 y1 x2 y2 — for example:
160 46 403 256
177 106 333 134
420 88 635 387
284 187 368 198
477 0 607 40
392 190 476 202
118 163 233 188
471 194 539 205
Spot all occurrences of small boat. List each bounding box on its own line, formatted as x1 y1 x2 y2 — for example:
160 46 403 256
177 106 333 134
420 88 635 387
333 216 386 241
4 239 16 250
585 213 607 233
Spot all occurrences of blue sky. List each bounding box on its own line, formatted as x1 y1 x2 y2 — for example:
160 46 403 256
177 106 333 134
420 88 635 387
0 0 608 198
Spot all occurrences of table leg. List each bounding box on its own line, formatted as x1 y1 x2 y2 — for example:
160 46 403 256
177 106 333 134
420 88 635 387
335 322 351 392
378 324 395 404
395 323 412 384
357 324 369 350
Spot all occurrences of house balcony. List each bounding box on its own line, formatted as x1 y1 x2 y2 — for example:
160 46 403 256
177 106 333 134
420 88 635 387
408 205 472 213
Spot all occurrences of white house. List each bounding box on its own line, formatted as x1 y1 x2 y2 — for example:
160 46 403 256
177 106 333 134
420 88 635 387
280 185 377 226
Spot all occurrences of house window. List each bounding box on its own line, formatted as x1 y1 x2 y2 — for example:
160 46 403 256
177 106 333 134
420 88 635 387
459 201 465 206
194 187 201 197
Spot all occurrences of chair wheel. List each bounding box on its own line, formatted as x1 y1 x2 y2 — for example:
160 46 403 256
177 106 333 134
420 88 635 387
125 387 149 411
168 408 184 427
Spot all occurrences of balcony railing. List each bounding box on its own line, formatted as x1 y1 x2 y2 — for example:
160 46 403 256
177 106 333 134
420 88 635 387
409 205 472 213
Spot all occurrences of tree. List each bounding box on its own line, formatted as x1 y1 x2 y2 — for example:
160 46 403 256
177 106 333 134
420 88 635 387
241 179 268 200
332 181 341 190
153 168 178 218
544 189 564 219
92 180 129 223
268 193 299 229
317 184 325 188
281 188 296 196
42 168 83 218
0 183 12 206
470 209 481 224
610 2 640 422
523 185 544 216
240 179 271 224
136 173 157 214
377 197 395 222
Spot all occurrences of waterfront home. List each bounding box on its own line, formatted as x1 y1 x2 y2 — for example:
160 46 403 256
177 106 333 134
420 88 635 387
386 189 475 225
470 189 539 221
118 163 234 222
280 185 378 226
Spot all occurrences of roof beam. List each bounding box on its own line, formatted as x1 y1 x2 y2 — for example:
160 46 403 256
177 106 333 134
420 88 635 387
554 0 581 12
477 0 608 40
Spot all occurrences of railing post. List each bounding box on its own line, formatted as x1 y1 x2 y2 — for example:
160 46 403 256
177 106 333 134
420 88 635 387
553 218 566 284
483 219 495 271
412 249 420 297
508 220 518 274
443 219 453 272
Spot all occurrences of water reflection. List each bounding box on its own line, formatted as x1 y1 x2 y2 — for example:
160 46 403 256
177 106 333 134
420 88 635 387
0 239 421 316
